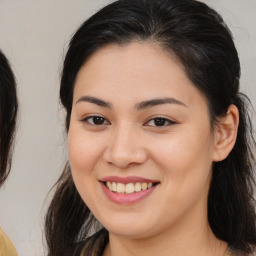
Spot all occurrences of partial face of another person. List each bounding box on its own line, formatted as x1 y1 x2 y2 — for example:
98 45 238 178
68 42 219 239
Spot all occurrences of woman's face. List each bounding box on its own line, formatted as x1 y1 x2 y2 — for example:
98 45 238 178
68 42 217 239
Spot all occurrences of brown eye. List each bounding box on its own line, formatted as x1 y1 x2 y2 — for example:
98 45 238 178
154 118 167 126
146 117 176 127
92 116 105 125
82 116 109 125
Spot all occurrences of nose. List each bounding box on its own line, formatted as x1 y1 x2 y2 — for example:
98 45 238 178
103 125 148 169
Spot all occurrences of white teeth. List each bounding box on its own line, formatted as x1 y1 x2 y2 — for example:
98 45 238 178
134 182 142 192
141 183 147 191
106 181 112 190
112 182 117 192
125 183 135 194
105 181 155 194
116 183 125 193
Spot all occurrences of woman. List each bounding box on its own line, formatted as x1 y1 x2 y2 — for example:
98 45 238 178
45 0 256 255
0 50 18 255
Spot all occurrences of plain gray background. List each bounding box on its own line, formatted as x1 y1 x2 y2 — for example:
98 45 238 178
0 1 255 255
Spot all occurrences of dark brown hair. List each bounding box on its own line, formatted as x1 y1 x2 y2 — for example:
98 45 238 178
0 50 18 186
45 0 256 255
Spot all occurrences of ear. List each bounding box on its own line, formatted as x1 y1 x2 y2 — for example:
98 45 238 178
212 104 239 162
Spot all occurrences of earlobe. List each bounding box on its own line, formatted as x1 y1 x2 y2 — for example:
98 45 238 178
213 104 239 162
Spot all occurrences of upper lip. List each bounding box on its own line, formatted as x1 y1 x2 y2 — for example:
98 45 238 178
99 176 160 184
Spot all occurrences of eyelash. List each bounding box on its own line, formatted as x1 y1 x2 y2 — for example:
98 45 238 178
81 115 176 127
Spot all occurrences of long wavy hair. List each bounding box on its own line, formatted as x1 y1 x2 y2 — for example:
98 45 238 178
0 50 18 186
45 0 256 255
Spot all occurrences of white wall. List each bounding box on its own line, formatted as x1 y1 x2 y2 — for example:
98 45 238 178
0 1 255 255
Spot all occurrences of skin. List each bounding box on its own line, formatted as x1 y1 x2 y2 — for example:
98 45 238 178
68 42 239 256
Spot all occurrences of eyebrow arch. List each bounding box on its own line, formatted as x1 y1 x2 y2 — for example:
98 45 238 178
135 97 187 110
76 96 112 108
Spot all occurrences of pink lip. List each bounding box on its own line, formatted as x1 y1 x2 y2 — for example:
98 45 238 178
99 176 160 205
99 176 159 184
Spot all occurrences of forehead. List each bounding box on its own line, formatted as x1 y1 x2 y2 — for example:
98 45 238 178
73 42 206 108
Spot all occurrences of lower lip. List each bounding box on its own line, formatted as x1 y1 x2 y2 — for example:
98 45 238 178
100 182 158 204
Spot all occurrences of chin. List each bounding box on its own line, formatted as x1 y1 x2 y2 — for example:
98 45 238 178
101 217 154 238
108 227 152 239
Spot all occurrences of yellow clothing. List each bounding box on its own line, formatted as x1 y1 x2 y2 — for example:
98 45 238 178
0 228 17 256
224 248 232 256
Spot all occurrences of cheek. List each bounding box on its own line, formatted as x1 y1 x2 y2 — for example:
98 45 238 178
68 128 104 206
149 130 213 219
68 127 103 176
150 125 214 186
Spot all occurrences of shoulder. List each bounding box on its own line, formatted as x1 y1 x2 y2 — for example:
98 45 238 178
73 229 109 256
0 227 18 256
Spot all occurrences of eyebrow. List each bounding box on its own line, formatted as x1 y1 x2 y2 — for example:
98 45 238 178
76 96 112 108
135 97 187 110
76 96 187 110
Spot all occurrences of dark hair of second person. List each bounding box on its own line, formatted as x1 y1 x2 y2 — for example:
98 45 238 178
0 50 18 256
0 50 18 186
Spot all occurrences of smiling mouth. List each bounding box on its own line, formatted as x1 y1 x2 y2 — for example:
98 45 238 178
103 181 159 194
